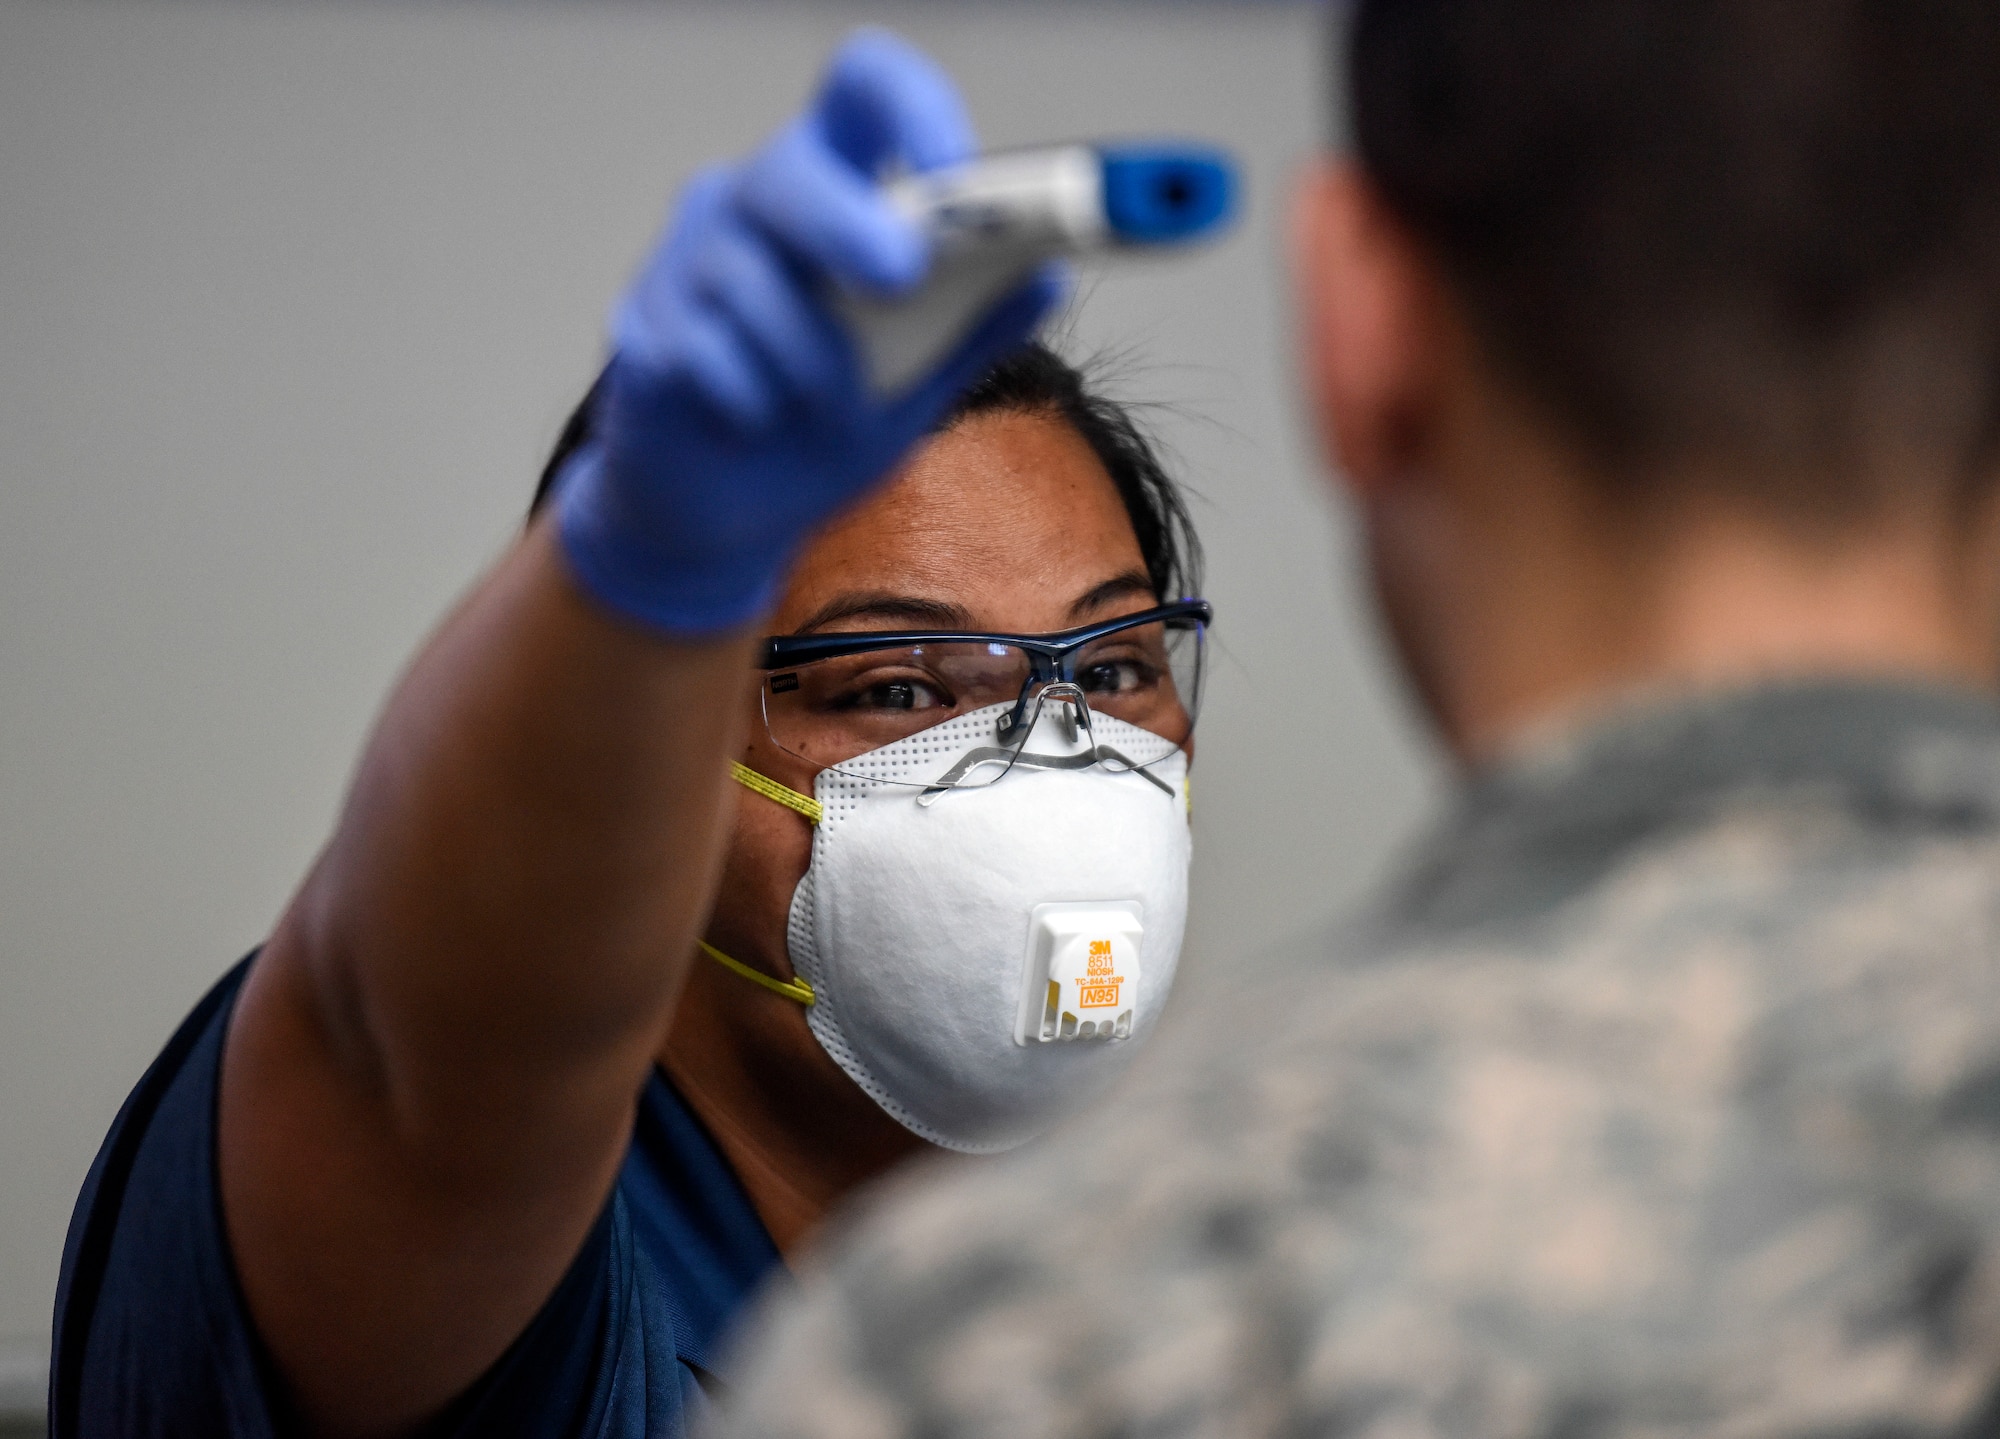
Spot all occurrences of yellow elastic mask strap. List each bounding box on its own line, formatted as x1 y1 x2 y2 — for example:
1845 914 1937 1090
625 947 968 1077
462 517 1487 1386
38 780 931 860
699 940 816 1007
730 761 823 826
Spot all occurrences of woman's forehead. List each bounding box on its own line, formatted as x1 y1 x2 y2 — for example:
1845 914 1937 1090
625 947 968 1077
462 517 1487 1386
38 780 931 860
774 411 1151 633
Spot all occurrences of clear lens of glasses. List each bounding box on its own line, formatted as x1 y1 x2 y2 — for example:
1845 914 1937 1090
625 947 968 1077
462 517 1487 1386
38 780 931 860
760 613 1204 790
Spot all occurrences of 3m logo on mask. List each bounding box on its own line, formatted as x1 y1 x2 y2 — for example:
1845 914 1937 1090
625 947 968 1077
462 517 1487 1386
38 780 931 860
1014 902 1144 1045
1078 939 1121 1009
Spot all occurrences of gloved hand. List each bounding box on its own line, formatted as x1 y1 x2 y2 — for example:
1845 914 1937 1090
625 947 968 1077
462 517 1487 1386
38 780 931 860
555 29 1066 635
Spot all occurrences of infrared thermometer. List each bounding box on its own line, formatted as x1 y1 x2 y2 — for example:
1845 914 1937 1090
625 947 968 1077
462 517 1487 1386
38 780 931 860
838 143 1238 394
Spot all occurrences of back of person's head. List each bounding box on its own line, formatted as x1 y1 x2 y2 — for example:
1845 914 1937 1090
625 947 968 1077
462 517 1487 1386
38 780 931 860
1347 0 2000 513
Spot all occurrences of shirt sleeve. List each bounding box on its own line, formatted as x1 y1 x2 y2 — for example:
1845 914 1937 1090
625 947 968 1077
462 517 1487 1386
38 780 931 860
49 957 689 1439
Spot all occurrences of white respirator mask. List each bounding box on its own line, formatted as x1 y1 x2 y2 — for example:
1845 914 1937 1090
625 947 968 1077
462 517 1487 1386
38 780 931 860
707 698 1193 1153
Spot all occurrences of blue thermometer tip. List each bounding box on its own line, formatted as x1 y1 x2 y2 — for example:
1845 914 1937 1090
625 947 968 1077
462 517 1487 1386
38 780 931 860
1098 145 1237 244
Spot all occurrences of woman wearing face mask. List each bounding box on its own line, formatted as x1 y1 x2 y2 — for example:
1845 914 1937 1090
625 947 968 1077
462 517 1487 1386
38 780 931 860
52 31 1206 1439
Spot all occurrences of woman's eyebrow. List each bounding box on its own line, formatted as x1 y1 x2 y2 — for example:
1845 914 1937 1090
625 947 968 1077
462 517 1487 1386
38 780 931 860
791 573 1158 636
792 593 976 634
1068 571 1159 620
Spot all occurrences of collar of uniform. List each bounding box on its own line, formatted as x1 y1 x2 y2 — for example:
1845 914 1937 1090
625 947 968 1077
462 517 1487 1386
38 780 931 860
1377 677 2000 940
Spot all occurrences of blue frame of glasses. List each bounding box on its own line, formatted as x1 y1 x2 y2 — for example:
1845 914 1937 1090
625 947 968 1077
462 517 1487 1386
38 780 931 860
758 598 1212 672
762 598 1212 747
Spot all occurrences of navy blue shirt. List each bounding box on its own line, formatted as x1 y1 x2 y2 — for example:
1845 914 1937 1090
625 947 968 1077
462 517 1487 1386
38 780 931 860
51 957 783 1438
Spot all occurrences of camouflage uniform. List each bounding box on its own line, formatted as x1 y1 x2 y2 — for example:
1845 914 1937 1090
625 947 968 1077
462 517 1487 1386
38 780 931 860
717 681 2000 1439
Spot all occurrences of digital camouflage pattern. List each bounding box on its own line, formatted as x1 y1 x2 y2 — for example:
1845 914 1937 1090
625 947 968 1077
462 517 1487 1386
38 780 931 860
716 682 2000 1439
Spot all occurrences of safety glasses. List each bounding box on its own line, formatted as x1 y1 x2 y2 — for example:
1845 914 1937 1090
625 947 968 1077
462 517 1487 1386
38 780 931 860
758 599 1210 791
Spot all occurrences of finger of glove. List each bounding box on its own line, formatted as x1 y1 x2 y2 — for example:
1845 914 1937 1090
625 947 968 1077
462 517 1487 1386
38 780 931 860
890 262 1070 431
662 298 782 434
737 121 925 297
611 163 737 367
813 29 976 176
688 215 852 409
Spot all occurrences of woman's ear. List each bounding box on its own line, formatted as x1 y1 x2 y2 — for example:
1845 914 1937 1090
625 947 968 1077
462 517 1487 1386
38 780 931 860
1290 160 1452 502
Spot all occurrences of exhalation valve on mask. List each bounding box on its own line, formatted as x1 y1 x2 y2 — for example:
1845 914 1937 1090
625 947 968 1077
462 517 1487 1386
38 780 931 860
1014 901 1144 1044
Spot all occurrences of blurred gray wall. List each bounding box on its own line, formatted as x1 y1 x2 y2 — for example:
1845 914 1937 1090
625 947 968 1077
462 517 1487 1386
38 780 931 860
0 0 1438 1414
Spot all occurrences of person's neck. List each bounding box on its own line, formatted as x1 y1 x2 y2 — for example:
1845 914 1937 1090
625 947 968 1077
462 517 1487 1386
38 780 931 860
657 983 929 1255
1380 437 2000 767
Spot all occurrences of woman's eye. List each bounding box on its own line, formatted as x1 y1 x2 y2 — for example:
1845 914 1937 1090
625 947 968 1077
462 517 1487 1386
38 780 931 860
852 678 948 711
1078 660 1154 695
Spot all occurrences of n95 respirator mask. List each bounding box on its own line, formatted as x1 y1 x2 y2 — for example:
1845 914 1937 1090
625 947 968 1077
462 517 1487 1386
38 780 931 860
717 701 1191 1154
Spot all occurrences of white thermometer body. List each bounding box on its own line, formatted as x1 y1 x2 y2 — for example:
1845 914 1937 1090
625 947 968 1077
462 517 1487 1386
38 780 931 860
837 143 1237 394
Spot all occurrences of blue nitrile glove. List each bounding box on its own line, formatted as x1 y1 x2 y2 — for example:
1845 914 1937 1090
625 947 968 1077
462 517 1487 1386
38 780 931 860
555 29 1067 635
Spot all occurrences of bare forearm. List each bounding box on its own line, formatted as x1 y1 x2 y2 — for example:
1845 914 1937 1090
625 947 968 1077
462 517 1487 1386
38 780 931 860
220 519 756 1433
293 517 751 1102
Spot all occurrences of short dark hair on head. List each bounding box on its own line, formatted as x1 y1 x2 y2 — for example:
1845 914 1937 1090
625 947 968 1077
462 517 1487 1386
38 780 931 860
531 343 1202 604
1348 0 2000 509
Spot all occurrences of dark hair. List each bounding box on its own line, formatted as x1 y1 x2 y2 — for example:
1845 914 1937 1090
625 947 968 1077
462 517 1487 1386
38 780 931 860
1348 0 2000 509
531 343 1202 602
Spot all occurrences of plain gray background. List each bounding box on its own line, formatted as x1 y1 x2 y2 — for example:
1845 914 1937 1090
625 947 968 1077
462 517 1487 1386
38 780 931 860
0 0 1438 1416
